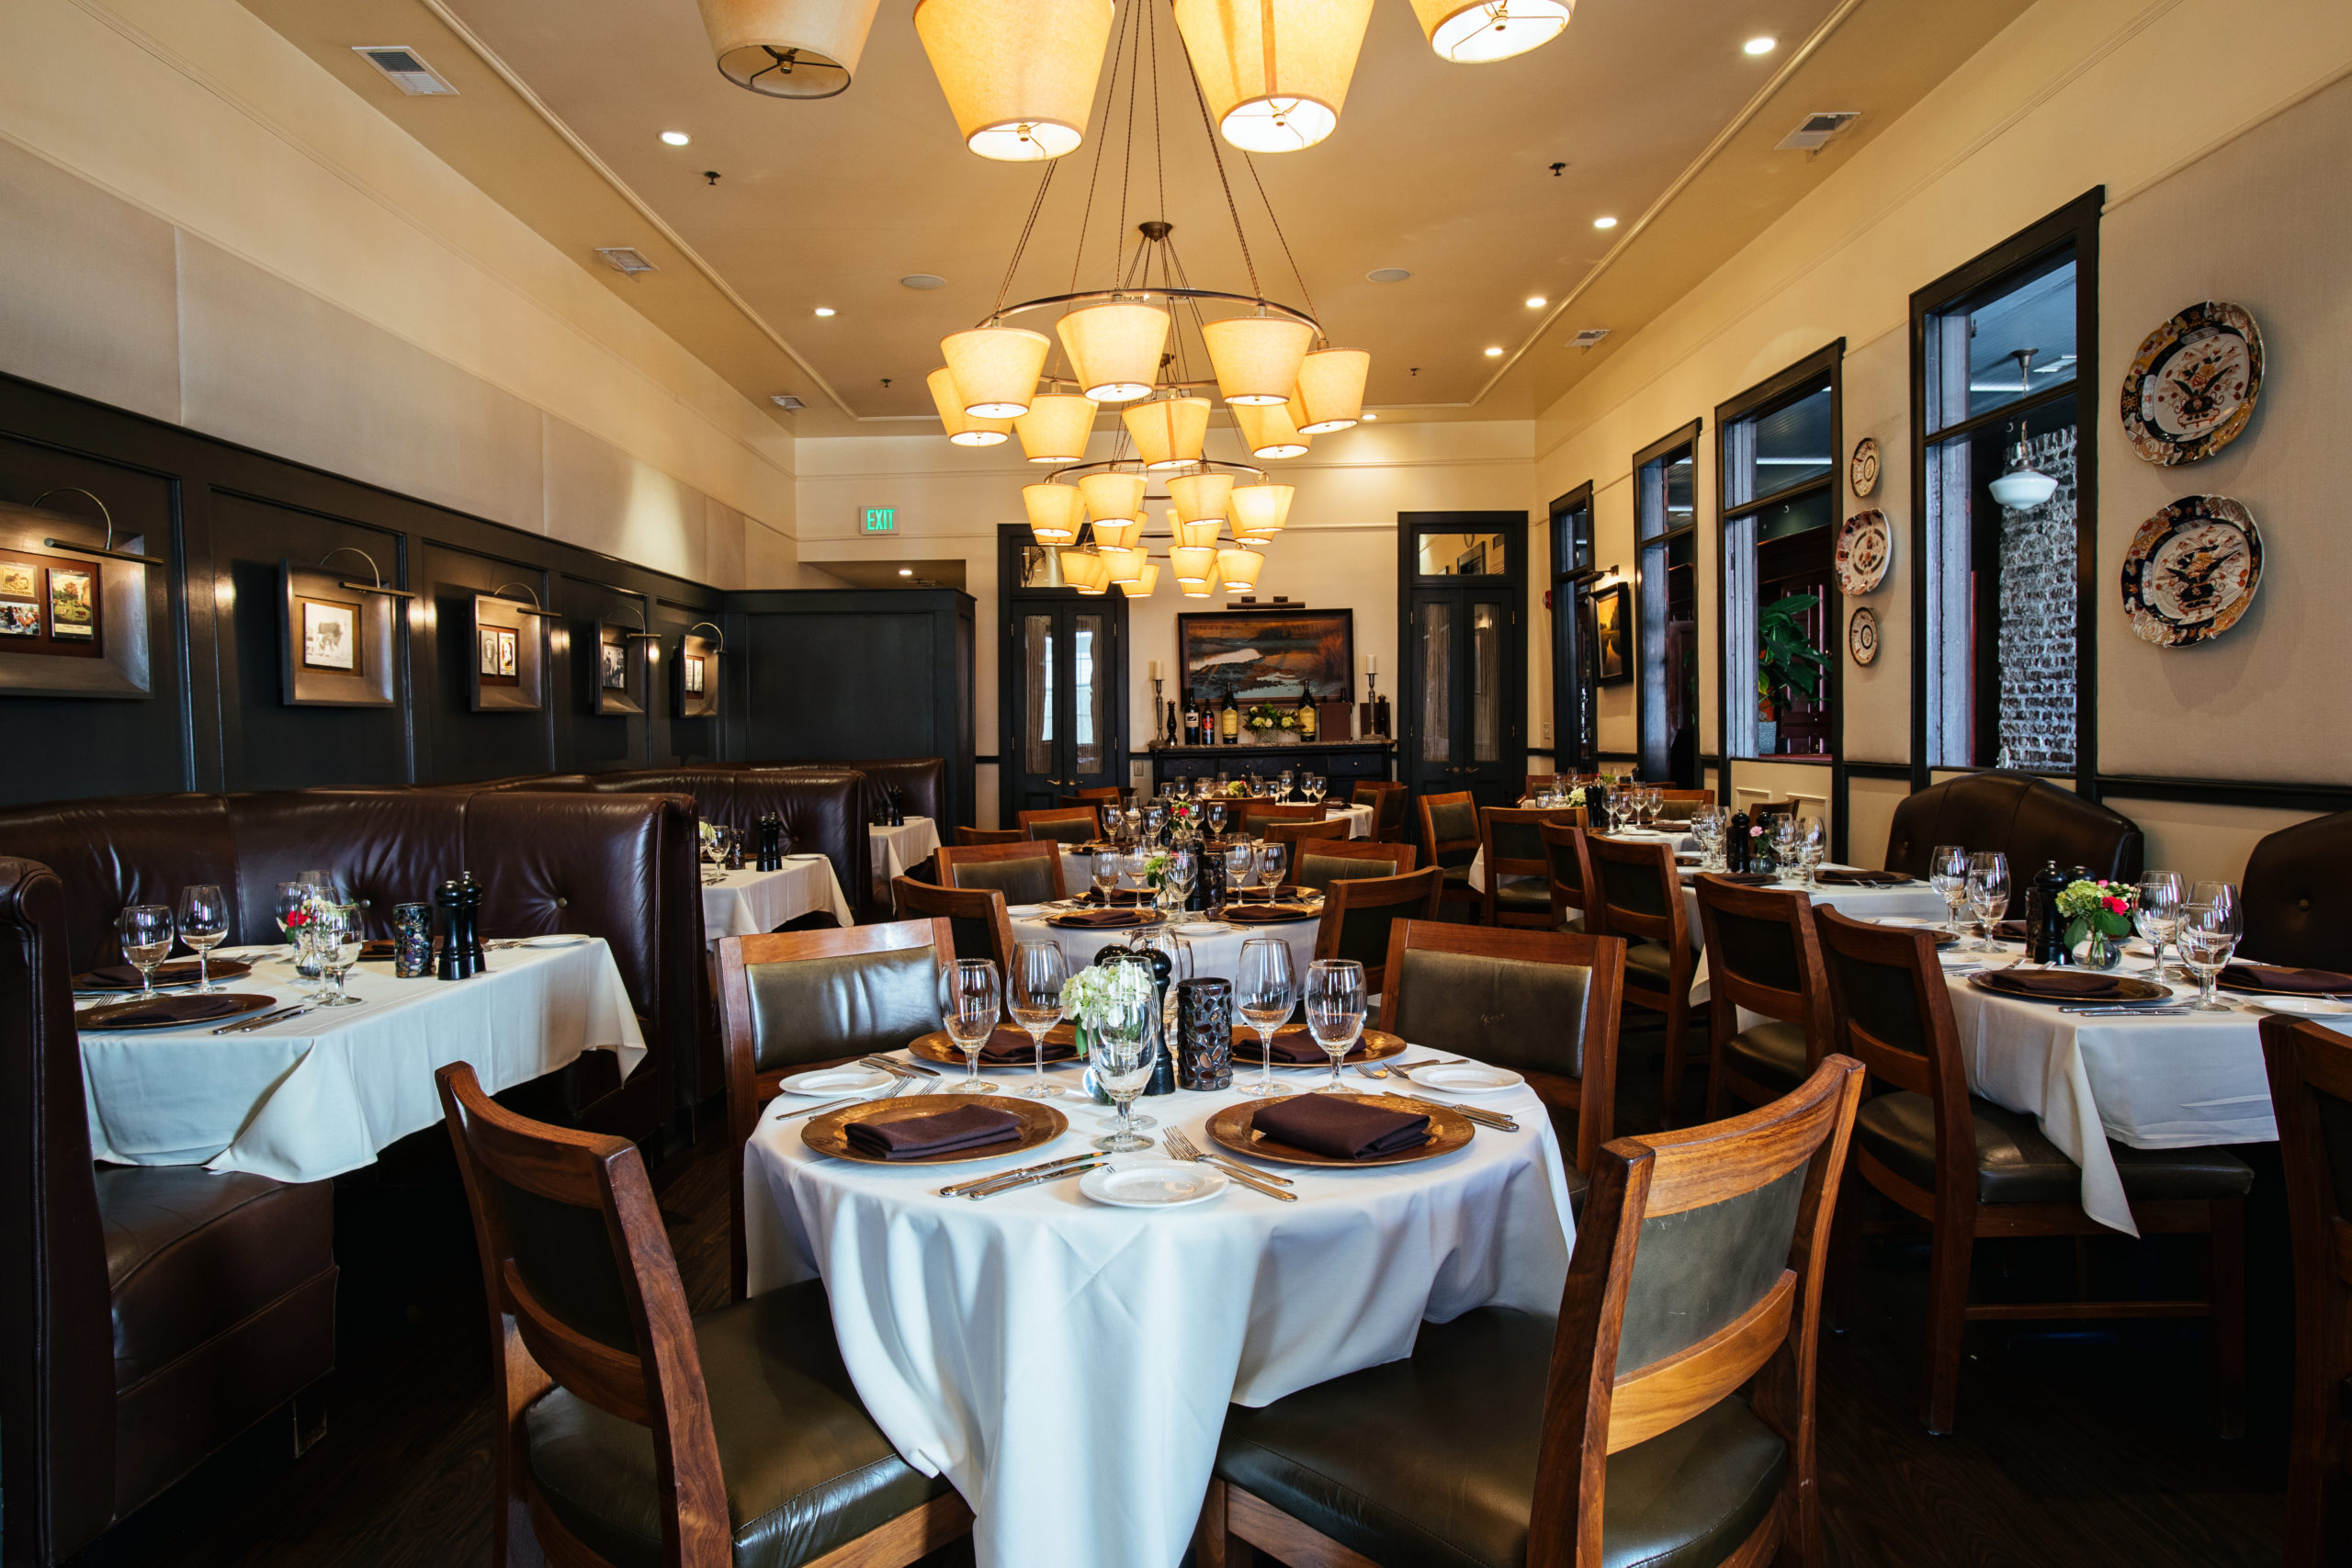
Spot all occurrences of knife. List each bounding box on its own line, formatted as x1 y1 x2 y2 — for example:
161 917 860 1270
213 1002 321 1035
941 1153 1096 1197
963 1158 1109 1199
1397 1093 1520 1131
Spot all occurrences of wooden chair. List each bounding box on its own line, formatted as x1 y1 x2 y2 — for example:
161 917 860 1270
1240 803 1323 837
1693 876 1832 1120
1480 806 1577 931
1017 806 1100 845
1521 772 1563 799
1284 839 1416 893
1652 787 1716 826
954 825 1023 846
1583 834 1699 1122
891 874 1016 972
1263 817 1350 855
1417 790 1483 919
1351 779 1409 843
1309 866 1442 1000
1538 818 1597 934
935 840 1066 904
1381 920 1625 1202
715 919 953 1298
1815 905 2250 1436
1058 786 1125 809
2262 1013 2352 1565
436 1059 971 1568
1200 1055 1865 1568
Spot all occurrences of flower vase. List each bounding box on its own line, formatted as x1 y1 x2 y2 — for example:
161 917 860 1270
2071 924 2121 970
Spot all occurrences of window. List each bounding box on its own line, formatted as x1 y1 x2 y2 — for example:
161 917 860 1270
1548 486 1594 772
1719 350 1840 761
1912 193 2098 778
1634 426 1700 785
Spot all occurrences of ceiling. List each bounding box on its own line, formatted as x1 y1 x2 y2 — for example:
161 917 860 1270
801 557 969 590
240 0 2034 435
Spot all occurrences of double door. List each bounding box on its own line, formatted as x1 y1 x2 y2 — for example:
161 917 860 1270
1003 600 1125 818
1405 591 1521 807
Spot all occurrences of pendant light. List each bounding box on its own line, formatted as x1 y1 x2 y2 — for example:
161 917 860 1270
1014 393 1099 464
939 325 1050 417
927 368 1012 446
1123 397 1212 469
912 0 1115 161
1089 518 1142 549
1078 469 1148 526
1170 545 1218 584
1056 301 1170 402
1408 0 1574 64
1058 548 1112 593
1023 483 1086 544
1202 315 1315 405
1173 517 1226 551
1294 347 1369 433
1989 419 2059 510
1182 565 1221 598
1096 545 1147 584
1173 0 1375 152
1117 562 1160 597
695 0 882 98
1169 470 1234 527
1234 400 1309 459
1216 546 1266 590
1229 483 1294 539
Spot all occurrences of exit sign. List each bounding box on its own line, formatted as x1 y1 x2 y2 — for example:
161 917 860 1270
861 506 896 534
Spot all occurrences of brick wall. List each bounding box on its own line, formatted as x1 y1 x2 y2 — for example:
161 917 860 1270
1995 425 2077 770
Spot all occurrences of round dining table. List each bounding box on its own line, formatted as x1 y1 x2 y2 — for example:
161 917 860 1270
1007 901 1322 987
741 1055 1577 1568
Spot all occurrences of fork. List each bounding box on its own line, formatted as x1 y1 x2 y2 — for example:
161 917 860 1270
781 1073 915 1121
1164 1129 1296 1201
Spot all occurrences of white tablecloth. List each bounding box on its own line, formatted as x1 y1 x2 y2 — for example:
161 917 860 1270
1010 908 1321 987
702 858 856 940
79 941 644 1182
743 1062 1576 1568
871 817 943 889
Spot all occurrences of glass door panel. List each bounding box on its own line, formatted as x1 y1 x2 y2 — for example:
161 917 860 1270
1006 603 1123 816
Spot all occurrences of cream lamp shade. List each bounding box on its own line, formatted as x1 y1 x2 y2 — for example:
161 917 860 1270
1409 0 1573 63
912 0 1114 160
1234 400 1309 459
1201 315 1314 405
696 0 882 97
1169 470 1234 526
1023 482 1086 543
1058 548 1112 593
1056 301 1170 401
1095 544 1147 584
1089 518 1142 549
1117 562 1160 597
1014 393 1099 463
940 325 1049 416
1294 347 1369 433
1229 483 1294 538
1216 547 1266 589
1182 564 1221 597
1122 397 1212 468
1173 0 1375 152
1173 517 1225 550
928 367 1012 446
1078 470 1148 525
1170 545 1219 584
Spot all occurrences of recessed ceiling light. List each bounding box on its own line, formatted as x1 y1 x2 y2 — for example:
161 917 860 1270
1361 412 1379 421
1744 36 1777 55
898 568 912 577
1484 346 1504 357
1525 296 1547 309
900 273 947 290
1366 267 1412 283
660 130 691 146
1592 215 1618 230
813 306 836 317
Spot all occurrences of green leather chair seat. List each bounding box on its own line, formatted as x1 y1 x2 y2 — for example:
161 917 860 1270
1723 1020 1808 1094
526 1281 951 1568
1440 864 1474 885
1493 874 1550 910
1555 910 1587 935
1856 1091 2255 1205
1216 1306 1786 1568
1623 940 1679 984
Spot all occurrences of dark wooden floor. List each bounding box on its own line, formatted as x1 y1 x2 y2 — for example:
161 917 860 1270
75 1021 2288 1568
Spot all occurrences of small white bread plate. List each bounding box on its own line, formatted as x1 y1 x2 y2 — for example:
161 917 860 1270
1404 1062 1524 1094
778 1064 898 1098
522 934 594 948
2251 996 2352 1018
1080 1159 1227 1208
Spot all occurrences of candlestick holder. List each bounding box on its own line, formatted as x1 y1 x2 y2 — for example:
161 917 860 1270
1364 672 1380 737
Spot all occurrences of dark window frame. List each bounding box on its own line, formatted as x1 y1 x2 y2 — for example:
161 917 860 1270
1630 422 1701 784
1546 482 1595 774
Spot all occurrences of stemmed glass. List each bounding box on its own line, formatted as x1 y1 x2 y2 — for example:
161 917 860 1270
1100 805 1123 840
1929 845 1969 934
274 880 311 968
176 885 230 992
1205 800 1229 838
1256 842 1289 897
1162 847 1197 921
1303 773 1327 805
1225 842 1255 900
1089 979 1158 1153
1772 816 1801 878
1643 785 1664 829
939 959 1002 1094
1797 818 1827 887
1007 942 1069 1100
1690 809 1723 870
1277 769 1295 800
2177 887 2242 1012
1091 852 1120 902
1192 776 1212 801
1964 853 2010 952
115 905 175 998
312 902 366 1005
2135 873 2184 980
1236 937 1298 1099
1306 960 1368 1094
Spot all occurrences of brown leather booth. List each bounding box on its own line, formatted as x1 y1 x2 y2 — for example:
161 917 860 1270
2241 808 2352 971
778 757 946 831
2 858 339 1566
1883 770 2143 883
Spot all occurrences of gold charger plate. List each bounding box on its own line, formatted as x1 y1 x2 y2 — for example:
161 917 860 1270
1205 1092 1474 1168
73 958 256 995
1235 1023 1408 1066
1965 971 2171 1005
74 992 278 1031
1046 909 1162 931
801 1092 1067 1166
910 1023 1080 1066
2217 967 2352 998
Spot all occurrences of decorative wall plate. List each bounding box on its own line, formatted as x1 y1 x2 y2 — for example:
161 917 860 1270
2120 495 2262 647
2120 301 2263 465
1848 605 1880 666
1834 509 1891 595
1848 436 1880 499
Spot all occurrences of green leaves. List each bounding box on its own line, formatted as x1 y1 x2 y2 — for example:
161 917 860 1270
1758 593 1827 701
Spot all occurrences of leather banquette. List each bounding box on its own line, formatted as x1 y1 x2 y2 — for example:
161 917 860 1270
1884 770 2143 883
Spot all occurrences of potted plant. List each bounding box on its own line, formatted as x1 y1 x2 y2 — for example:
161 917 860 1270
1756 593 1827 755
1245 703 1301 743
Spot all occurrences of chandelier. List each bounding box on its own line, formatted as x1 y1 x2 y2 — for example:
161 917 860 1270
923 0 1368 599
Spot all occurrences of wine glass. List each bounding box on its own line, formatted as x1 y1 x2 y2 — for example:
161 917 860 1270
2135 873 2184 979
176 885 230 993
1008 942 1069 1100
939 959 1002 1094
1256 841 1289 896
1277 769 1295 801
1929 845 1969 934
1772 815 1801 878
1965 853 2010 952
1225 841 1255 900
1306 959 1368 1094
115 905 175 998
313 902 366 1006
1089 977 1158 1153
1236 937 1298 1099
1100 805 1123 840
1642 785 1663 829
1798 818 1827 888
1192 775 1212 801
1304 773 1327 805
1163 847 1197 921
2177 892 2242 1012
274 880 311 966
1091 852 1120 902
1204 800 1228 839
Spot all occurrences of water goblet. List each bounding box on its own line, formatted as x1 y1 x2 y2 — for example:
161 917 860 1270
1236 936 1298 1099
1163 847 1197 921
1929 845 1969 934
1100 805 1123 840
1091 853 1120 901
115 904 175 998
1306 959 1367 1094
1277 769 1295 800
1772 815 1801 877
311 902 366 1006
274 880 311 967
2177 896 2242 1012
1965 852 2010 952
1255 841 1289 896
1304 773 1327 805
1225 841 1255 899
1008 942 1069 1100
1088 984 1159 1153
176 885 231 992
939 958 1002 1094
1798 818 1827 887
2135 873 2184 980
1205 800 1229 839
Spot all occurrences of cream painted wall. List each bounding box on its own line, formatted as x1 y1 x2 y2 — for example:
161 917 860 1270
0 0 797 585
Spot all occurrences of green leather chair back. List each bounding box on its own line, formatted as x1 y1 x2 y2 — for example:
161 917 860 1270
1026 815 1096 845
484 1169 639 1353
1387 947 1594 1079
1820 940 1933 1064
1488 816 1548 867
1612 1163 1807 1375
1294 851 1400 893
948 854 1058 906
1708 904 1806 995
745 943 943 1075
1427 799 1478 865
1593 849 1671 919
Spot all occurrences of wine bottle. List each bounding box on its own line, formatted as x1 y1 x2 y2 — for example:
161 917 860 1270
1183 699 1200 747
1297 687 1317 739
1221 691 1239 745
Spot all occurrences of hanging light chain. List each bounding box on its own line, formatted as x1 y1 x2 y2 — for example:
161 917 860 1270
1068 0 1136 295
1238 148 1320 335
990 159 1060 322
1183 45 1261 299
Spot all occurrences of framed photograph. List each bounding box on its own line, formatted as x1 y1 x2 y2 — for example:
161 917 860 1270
299 597 360 672
47 567 96 642
1591 583 1631 686
0 603 37 637
591 617 646 716
599 641 628 690
0 562 34 599
1175 606 1353 706
0 500 149 697
684 654 705 694
496 628 518 678
468 593 544 712
674 631 719 718
478 626 502 677
279 561 397 707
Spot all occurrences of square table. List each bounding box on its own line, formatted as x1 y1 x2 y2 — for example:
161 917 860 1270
78 939 643 1183
702 857 856 941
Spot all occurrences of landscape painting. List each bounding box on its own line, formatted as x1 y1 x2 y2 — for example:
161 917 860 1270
1177 608 1352 705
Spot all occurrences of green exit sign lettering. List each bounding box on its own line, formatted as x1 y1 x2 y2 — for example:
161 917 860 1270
861 506 896 534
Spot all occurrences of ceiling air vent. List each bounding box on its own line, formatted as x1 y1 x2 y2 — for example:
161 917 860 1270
594 247 659 276
1569 328 1611 349
769 393 807 411
1775 111 1860 152
352 46 457 96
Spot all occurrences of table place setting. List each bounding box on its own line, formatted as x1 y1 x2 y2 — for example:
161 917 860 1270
699 854 855 940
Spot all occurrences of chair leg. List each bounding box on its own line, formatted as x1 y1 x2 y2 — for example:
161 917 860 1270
1922 1222 1973 1435
1194 1478 1254 1568
2207 1197 2246 1438
1660 992 1690 1126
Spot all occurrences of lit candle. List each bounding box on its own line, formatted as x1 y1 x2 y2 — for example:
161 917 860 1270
1364 653 1378 675
1148 660 1165 680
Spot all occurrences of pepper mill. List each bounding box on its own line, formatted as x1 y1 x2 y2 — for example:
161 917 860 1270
1727 810 1750 873
434 880 466 981
458 873 486 976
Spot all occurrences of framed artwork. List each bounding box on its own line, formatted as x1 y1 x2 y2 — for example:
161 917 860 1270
1175 607 1353 705
46 567 96 644
1591 583 1631 686
592 618 645 716
278 560 397 706
0 497 150 698
674 631 719 718
300 598 359 672
468 593 545 712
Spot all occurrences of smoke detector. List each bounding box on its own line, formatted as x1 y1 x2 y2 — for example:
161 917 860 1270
594 247 658 276
1775 111 1860 152
352 47 457 96
768 393 807 412
1569 328 1611 349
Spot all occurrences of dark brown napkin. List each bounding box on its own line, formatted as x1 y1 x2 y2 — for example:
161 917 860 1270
84 994 254 1027
1252 1093 1430 1159
2219 963 2352 995
1815 868 1917 886
1985 969 2128 998
842 1105 1023 1159
1254 1025 1366 1065
978 1026 1081 1064
1220 904 1316 924
1994 919 2029 942
75 959 253 992
1051 908 1154 929
1074 888 1151 907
